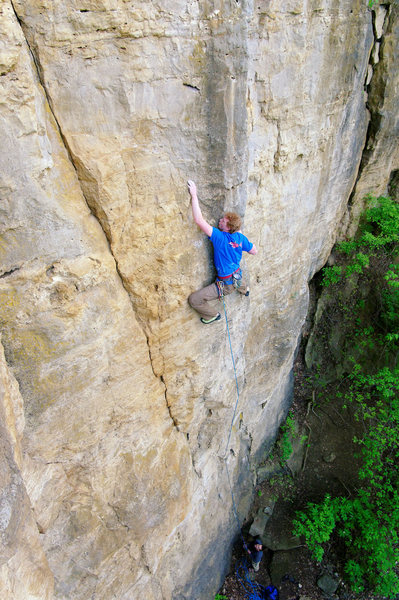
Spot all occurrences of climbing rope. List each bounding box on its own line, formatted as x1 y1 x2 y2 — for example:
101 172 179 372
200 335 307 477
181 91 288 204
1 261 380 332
235 558 275 600
219 285 241 460
218 285 275 600
217 282 245 533
218 286 280 600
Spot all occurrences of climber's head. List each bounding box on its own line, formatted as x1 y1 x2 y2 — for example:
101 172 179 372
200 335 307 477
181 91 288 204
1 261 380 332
219 212 242 233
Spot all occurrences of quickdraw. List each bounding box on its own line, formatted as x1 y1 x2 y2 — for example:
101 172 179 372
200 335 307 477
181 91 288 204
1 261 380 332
216 280 225 299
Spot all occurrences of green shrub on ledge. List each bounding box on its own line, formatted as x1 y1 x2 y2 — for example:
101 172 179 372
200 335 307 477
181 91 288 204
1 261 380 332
294 195 399 597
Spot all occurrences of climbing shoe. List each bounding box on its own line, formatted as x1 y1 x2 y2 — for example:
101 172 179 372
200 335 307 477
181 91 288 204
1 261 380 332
200 313 221 324
238 286 250 296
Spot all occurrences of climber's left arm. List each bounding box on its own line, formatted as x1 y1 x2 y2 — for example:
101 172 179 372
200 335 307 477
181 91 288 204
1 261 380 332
188 180 212 237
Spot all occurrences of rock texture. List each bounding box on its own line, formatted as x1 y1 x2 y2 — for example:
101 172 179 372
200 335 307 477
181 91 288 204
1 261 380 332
340 2 399 236
0 338 54 600
0 1 397 599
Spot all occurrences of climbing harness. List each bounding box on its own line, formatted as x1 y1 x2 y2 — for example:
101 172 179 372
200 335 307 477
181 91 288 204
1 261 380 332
220 290 279 600
216 267 243 289
217 267 240 281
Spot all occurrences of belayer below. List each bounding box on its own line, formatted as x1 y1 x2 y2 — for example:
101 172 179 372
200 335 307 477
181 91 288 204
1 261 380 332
187 180 258 324
244 538 264 572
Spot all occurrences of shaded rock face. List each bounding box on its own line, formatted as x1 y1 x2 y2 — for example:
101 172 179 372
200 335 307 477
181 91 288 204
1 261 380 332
341 2 399 236
0 1 397 599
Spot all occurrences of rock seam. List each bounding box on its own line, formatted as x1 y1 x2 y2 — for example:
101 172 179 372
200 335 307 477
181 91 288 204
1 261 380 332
9 0 183 437
346 3 392 211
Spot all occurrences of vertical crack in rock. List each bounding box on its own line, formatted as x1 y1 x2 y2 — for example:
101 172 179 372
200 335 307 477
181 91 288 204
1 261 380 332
146 337 181 435
140 545 153 575
139 545 164 599
358 6 389 174
273 121 282 173
160 375 179 430
9 2 182 436
144 338 183 436
347 4 392 208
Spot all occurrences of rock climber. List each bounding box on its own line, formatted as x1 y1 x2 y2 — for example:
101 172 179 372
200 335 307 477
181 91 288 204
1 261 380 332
245 538 264 572
187 180 258 324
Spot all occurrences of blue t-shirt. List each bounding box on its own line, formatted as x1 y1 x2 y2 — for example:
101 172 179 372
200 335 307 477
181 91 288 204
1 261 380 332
210 227 253 277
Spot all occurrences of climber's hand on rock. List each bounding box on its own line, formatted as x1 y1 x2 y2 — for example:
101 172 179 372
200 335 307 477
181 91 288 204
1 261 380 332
187 180 197 196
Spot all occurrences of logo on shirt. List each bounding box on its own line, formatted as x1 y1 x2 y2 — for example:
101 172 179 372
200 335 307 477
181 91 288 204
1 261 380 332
229 241 242 249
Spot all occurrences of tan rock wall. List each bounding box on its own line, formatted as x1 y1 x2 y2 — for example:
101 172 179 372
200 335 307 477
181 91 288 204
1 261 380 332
1 4 192 598
0 338 54 599
0 1 396 598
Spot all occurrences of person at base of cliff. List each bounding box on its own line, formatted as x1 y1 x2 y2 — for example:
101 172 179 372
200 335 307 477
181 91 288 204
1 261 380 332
187 180 258 324
245 538 264 572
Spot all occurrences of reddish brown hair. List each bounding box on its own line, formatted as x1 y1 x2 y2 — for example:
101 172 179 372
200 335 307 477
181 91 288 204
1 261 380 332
225 212 242 233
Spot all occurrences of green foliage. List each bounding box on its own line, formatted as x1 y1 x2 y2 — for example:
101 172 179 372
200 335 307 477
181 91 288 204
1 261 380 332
279 411 296 464
321 264 342 286
286 411 296 433
295 195 399 597
320 195 399 365
293 495 337 562
214 595 228 600
323 195 399 288
294 366 399 596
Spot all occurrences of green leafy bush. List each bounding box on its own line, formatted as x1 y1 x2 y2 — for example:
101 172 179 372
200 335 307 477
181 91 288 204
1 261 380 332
320 195 399 368
323 195 399 288
295 195 399 597
279 411 296 464
294 366 399 596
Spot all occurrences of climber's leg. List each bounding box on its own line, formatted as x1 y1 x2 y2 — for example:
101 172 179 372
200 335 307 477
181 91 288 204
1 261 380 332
235 273 250 296
189 282 234 320
189 282 219 320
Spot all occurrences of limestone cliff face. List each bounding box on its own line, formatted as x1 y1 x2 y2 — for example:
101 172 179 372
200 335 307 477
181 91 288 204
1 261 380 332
0 339 54 600
0 1 397 599
340 2 399 235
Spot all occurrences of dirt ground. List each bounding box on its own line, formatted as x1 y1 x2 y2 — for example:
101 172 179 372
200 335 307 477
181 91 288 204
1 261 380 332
220 541 325 600
217 353 385 600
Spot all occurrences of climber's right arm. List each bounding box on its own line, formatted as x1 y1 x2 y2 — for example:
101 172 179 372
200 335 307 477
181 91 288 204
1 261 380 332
188 180 212 237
